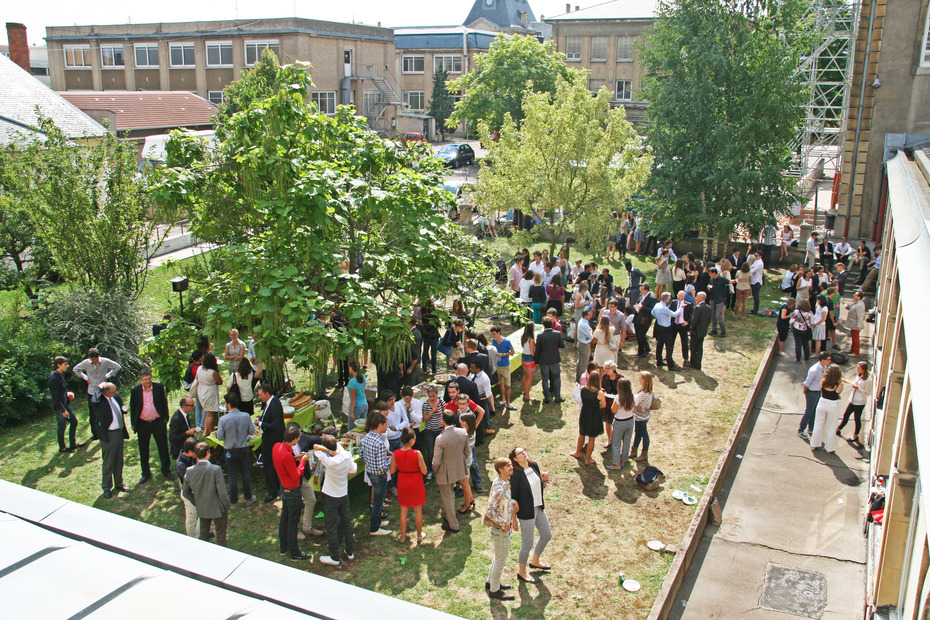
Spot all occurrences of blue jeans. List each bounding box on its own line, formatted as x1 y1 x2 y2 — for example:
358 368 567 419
424 429 442 474
632 419 650 453
349 402 368 428
799 390 820 434
368 472 388 533
470 444 482 490
194 397 205 429
539 362 561 400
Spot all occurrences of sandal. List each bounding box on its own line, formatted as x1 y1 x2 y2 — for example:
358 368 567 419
517 573 537 583
396 534 406 543
458 501 475 514
529 562 552 571
417 533 427 543
584 460 596 466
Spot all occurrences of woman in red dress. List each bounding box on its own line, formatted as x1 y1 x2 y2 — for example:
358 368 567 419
390 427 427 543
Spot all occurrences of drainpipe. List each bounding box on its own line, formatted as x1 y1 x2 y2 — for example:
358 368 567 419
844 0 878 238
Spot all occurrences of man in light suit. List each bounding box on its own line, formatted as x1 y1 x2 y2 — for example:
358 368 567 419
431 410 470 533
95 382 130 499
182 442 231 546
689 292 713 371
49 356 78 453
257 383 285 502
129 368 174 484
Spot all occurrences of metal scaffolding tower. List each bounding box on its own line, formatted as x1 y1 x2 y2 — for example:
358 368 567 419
792 0 862 182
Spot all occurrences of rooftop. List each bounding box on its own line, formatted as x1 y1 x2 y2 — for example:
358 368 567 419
58 91 217 132
545 0 659 21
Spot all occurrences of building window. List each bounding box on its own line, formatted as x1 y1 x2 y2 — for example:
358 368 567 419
617 36 634 61
434 55 463 74
207 91 225 105
64 45 91 68
404 90 425 112
100 45 125 68
616 80 633 101
31 66 50 77
589 79 606 95
134 44 159 68
245 40 280 66
311 91 337 114
922 6 930 66
206 42 233 67
169 43 196 67
363 91 382 115
402 55 425 74
565 37 582 61
591 37 608 62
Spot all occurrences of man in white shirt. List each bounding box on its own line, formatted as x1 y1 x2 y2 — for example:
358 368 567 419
468 360 494 435
73 348 121 441
95 382 131 499
576 307 594 381
313 435 358 566
527 251 546 277
509 255 524 294
384 391 410 452
398 386 425 448
833 237 853 265
805 232 819 267
749 250 765 315
657 241 677 263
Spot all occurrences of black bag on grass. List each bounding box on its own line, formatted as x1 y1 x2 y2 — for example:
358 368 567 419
830 352 849 365
635 466 664 491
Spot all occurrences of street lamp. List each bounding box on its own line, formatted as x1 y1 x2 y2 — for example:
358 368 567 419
171 276 189 317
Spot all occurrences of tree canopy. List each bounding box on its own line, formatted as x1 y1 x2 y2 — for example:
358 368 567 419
640 0 809 255
151 63 519 387
475 77 652 255
449 34 575 132
428 66 455 140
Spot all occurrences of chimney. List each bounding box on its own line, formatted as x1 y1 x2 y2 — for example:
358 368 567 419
575 5 580 11
522 12 528 27
5 23 29 73
566 3 571 12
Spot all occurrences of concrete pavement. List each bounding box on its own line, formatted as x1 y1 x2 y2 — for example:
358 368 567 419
671 341 870 618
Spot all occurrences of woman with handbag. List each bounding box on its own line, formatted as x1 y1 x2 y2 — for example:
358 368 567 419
228 358 254 414
630 371 656 462
591 316 616 367
509 446 553 583
195 353 222 435
789 299 815 363
484 457 519 600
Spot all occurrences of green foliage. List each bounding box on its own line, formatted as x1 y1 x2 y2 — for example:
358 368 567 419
151 63 522 388
139 320 202 392
217 47 282 129
428 67 455 139
22 119 175 297
640 0 809 250
476 78 652 257
34 287 148 384
0 293 72 426
449 34 575 131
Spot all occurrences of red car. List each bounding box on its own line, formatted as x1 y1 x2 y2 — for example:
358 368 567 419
399 132 427 145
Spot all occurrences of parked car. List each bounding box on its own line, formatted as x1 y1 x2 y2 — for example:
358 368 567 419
399 132 427 145
435 143 476 169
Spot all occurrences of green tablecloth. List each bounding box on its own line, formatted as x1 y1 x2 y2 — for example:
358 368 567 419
203 411 263 451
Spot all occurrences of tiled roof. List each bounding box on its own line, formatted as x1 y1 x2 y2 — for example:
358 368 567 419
546 0 659 21
58 91 217 132
0 54 104 143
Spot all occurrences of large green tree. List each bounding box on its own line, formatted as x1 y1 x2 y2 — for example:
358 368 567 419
151 63 519 388
640 0 809 257
428 66 455 140
476 77 652 256
449 34 575 132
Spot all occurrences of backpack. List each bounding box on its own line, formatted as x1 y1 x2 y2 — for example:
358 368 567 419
830 352 849 365
635 466 664 491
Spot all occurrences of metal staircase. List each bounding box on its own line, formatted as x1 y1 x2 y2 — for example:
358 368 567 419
360 71 403 135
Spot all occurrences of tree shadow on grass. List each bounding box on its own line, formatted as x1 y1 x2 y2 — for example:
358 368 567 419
20 441 101 489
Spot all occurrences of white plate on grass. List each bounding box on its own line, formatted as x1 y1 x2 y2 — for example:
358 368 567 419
671 489 684 500
623 579 641 592
647 540 665 551
682 495 697 505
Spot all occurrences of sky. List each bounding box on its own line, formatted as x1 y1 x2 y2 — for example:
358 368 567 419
2 0 580 46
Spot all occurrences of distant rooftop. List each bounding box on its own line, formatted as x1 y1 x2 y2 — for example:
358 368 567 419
545 0 659 21
58 91 217 133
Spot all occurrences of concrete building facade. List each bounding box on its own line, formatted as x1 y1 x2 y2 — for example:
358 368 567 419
836 0 930 240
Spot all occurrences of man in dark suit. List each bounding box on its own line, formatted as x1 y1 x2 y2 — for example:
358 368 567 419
257 383 285 502
169 396 197 460
534 316 565 403
50 356 79 453
689 292 713 371
95 382 131 499
182 441 231 546
669 291 693 367
728 248 746 270
443 364 481 405
129 368 174 484
634 284 658 357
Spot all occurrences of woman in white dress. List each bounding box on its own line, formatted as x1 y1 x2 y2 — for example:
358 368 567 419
655 249 672 296
810 364 843 453
197 353 222 435
591 316 616 367
810 295 828 355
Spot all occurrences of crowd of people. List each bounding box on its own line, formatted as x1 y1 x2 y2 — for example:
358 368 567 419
45 218 882 603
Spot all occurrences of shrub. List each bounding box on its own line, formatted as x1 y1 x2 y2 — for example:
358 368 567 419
139 320 202 392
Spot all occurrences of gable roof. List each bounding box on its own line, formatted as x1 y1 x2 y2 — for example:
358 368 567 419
463 0 538 32
0 54 105 144
545 0 659 21
58 91 217 132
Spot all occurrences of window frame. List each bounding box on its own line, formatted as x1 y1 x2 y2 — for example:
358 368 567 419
311 91 337 115
615 79 633 102
403 90 425 112
590 36 608 62
205 41 233 68
588 79 606 95
616 36 634 62
100 44 125 69
134 44 159 68
402 55 425 74
565 37 582 62
169 43 196 68
433 55 463 74
207 91 225 105
244 40 280 67
63 45 92 69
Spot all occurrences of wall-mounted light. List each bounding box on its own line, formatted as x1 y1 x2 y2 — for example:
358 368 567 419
871 77 881 89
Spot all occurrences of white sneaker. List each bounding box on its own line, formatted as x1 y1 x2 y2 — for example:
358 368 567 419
370 528 393 536
345 553 355 561
319 555 341 566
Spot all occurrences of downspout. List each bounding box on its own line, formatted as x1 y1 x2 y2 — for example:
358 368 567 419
844 0 878 238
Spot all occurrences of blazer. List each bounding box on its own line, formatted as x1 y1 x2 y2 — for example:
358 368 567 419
638 294 658 326
182 460 230 519
443 376 480 405
94 394 130 442
129 382 170 429
668 299 693 327
431 426 469 485
49 370 73 415
691 302 712 338
260 396 285 446
534 328 565 365
168 408 192 456
510 461 545 520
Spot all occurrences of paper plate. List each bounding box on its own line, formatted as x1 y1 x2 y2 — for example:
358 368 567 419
647 540 665 551
623 579 641 592
682 495 697 505
671 489 684 500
